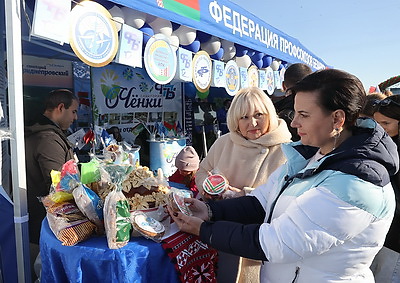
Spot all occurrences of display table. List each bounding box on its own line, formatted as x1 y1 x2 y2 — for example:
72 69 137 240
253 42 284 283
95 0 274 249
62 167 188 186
40 219 179 283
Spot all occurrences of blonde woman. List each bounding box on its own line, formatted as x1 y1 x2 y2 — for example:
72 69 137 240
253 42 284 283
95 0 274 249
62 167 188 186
195 87 291 283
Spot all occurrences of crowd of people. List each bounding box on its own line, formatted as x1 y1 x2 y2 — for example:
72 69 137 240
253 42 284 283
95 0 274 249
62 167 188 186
24 65 400 283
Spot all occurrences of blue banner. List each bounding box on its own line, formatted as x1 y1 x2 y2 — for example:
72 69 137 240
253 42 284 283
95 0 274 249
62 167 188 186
108 0 328 70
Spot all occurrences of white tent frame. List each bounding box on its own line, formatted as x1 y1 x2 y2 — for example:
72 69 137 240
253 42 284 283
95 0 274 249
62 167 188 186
5 0 31 282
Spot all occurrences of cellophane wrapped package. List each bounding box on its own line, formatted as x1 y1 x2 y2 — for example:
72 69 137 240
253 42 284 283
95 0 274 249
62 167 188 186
44 159 97 245
72 183 104 234
131 211 165 242
102 162 134 249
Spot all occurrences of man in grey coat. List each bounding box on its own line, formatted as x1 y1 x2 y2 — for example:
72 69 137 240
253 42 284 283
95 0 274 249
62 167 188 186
25 89 78 279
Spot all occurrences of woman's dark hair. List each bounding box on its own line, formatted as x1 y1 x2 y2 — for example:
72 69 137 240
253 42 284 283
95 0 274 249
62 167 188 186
361 92 388 118
290 69 366 128
375 95 400 121
283 63 313 89
44 89 78 111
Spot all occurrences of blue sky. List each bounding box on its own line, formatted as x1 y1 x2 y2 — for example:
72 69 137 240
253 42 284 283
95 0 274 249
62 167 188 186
230 0 400 90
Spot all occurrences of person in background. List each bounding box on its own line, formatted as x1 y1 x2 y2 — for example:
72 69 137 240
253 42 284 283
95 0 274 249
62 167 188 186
170 69 398 283
370 95 400 283
216 99 232 135
169 146 200 197
360 92 389 118
274 63 313 141
25 89 78 280
106 126 123 143
195 87 291 283
384 89 394 97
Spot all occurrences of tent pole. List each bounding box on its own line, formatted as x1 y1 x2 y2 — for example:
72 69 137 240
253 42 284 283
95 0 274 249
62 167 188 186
5 0 31 282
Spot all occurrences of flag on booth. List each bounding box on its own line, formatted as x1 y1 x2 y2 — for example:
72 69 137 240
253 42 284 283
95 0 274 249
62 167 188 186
158 0 201 21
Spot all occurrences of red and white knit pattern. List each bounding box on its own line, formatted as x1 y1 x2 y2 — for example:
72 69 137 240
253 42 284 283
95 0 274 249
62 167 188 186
162 231 218 283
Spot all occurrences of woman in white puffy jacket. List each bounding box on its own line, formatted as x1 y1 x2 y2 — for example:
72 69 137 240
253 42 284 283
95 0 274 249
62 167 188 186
169 69 398 282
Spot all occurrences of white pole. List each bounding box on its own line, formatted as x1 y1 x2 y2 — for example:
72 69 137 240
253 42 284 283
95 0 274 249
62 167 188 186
202 124 208 156
4 0 31 282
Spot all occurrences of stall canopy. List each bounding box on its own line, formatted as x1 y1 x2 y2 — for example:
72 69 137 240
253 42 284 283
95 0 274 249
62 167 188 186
21 0 328 70
108 0 327 70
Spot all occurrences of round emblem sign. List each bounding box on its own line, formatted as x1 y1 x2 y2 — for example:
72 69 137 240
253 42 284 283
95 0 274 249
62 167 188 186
224 60 240 96
265 67 276 95
192 51 212 92
248 65 259 87
70 1 118 67
144 36 177 84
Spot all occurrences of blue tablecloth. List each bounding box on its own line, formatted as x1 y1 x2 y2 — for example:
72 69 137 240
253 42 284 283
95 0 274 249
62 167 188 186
40 219 179 283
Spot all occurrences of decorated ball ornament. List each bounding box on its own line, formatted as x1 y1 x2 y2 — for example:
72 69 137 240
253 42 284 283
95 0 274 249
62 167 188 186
174 25 196 45
234 44 248 57
262 55 273 68
139 24 154 44
222 45 236 62
181 39 200 53
379 75 400 91
184 82 197 99
148 17 173 37
246 49 256 57
253 59 263 69
108 5 124 32
210 47 224 60
171 22 180 31
235 54 251 68
196 89 210 99
121 7 147 29
270 60 281 71
197 30 212 43
168 33 180 52
251 52 264 69
201 36 221 55
221 39 235 61
251 52 264 62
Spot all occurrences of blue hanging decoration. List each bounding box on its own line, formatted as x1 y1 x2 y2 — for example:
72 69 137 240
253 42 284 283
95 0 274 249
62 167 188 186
234 44 248 57
262 55 273 68
210 47 224 60
181 39 201 53
139 24 154 44
196 31 212 43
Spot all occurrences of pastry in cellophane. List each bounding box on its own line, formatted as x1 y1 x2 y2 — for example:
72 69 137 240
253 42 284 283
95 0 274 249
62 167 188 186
102 163 134 249
43 197 96 246
167 189 193 216
131 211 165 242
72 183 104 234
103 190 132 249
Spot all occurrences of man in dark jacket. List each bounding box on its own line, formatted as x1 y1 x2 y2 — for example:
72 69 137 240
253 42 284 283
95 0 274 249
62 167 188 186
25 89 78 277
273 63 312 141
